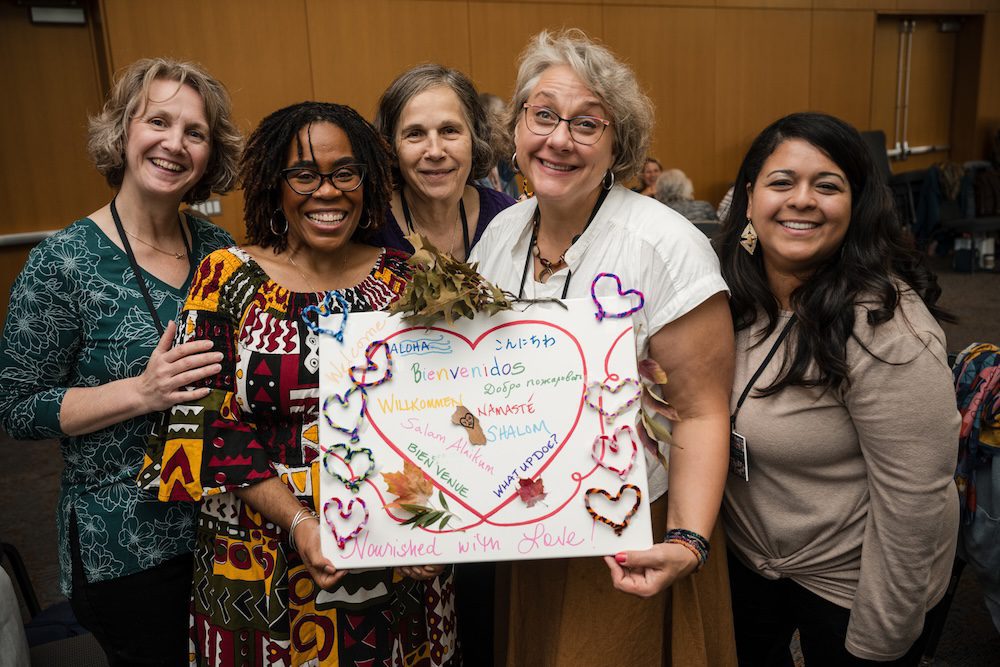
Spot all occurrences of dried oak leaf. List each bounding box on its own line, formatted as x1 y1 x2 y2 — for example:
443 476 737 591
389 233 513 327
382 461 433 510
516 477 547 508
638 358 668 385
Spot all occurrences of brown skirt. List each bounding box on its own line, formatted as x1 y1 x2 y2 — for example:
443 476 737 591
498 495 737 667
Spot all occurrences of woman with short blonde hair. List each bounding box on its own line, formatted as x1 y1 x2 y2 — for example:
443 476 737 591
0 57 239 664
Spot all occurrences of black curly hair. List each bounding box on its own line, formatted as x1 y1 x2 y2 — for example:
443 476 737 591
240 101 393 251
717 112 954 395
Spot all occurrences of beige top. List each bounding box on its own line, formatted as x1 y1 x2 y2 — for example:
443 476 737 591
722 289 960 661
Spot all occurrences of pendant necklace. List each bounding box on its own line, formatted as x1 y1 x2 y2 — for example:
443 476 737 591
122 227 186 259
518 186 611 299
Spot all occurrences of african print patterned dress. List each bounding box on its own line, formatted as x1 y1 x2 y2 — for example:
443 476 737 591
138 246 459 666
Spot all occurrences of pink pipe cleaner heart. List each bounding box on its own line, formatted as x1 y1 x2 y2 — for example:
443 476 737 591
322 386 367 443
591 272 645 322
584 378 641 424
350 340 393 388
323 496 369 550
591 424 638 479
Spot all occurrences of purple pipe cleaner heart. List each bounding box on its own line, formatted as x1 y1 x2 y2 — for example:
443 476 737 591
591 272 645 322
322 385 367 443
349 340 393 388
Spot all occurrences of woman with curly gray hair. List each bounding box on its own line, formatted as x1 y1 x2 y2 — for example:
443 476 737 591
470 29 737 666
0 57 241 664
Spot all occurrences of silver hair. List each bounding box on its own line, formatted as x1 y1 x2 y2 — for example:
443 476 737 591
655 169 694 203
507 29 654 182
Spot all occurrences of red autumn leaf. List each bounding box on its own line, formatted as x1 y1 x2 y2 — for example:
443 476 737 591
382 461 433 510
517 477 547 508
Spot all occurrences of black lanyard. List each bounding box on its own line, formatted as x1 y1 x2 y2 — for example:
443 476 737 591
110 196 194 336
517 186 611 299
731 314 798 430
400 187 471 258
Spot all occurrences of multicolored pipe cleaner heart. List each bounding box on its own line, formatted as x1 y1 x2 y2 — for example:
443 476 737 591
322 385 367 443
591 272 645 322
301 290 350 341
323 496 369 550
322 443 375 493
584 378 641 424
591 425 638 479
349 340 393 388
584 484 642 536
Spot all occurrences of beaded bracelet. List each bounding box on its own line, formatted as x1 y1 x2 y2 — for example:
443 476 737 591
664 528 710 571
288 506 318 552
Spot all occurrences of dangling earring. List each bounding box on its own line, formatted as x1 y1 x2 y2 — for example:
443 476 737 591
270 208 288 236
602 170 616 191
511 152 521 175
740 219 758 255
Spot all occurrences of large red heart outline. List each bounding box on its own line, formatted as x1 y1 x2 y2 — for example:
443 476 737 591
364 320 588 523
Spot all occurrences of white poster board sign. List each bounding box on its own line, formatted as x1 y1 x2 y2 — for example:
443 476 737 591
318 298 652 567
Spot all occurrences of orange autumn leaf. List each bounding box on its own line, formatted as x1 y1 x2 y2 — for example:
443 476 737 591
382 461 433 509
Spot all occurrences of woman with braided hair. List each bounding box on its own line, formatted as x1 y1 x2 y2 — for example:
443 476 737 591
139 101 458 666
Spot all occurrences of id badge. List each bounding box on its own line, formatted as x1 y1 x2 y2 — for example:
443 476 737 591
729 430 750 482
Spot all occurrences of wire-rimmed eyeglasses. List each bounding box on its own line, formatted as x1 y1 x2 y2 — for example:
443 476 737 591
522 103 610 145
281 164 367 195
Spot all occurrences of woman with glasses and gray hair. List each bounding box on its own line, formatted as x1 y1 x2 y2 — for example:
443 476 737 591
469 30 737 666
0 57 239 665
373 63 516 261
138 101 459 666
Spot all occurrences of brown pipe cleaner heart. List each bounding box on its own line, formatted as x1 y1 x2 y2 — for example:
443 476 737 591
584 484 642 536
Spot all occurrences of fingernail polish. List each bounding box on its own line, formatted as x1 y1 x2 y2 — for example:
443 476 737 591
614 552 626 565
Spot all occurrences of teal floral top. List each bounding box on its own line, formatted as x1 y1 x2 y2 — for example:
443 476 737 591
0 215 233 595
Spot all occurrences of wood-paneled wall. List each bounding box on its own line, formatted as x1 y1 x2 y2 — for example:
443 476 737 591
84 0 999 205
2 0 999 321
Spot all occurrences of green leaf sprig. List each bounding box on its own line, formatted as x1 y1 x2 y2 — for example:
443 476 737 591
398 490 459 531
389 233 513 327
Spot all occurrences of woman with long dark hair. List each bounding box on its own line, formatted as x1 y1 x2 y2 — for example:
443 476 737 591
716 112 959 665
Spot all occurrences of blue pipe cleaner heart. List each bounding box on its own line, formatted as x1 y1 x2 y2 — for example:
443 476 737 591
301 290 349 342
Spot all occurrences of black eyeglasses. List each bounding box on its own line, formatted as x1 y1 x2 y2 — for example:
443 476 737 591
281 164 366 195
522 104 610 145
